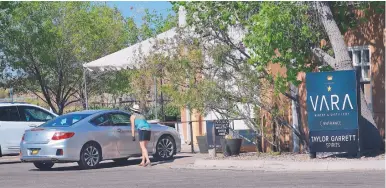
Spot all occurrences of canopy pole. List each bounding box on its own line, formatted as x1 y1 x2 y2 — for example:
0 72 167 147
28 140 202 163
154 76 158 119
83 68 89 110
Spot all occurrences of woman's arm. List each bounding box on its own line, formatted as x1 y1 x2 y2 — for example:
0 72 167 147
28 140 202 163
130 115 135 137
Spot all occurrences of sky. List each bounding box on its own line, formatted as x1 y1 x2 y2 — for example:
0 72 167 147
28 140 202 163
106 1 175 25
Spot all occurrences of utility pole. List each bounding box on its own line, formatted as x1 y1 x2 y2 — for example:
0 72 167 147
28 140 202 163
83 68 88 110
153 76 158 119
160 76 164 120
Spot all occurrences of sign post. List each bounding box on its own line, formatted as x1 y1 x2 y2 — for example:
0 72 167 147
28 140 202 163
306 70 359 157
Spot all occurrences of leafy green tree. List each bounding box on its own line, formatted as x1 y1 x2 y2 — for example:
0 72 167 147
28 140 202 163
126 8 177 45
0 2 128 114
170 2 384 152
121 7 177 117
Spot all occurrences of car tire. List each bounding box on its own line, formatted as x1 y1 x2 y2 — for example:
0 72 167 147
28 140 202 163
33 162 54 170
153 135 176 161
78 142 102 170
113 158 128 164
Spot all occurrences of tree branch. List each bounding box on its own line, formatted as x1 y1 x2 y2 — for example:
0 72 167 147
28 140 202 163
65 98 81 107
312 47 336 68
28 90 48 104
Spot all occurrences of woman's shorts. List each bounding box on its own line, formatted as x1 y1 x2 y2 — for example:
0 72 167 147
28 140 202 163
138 129 151 141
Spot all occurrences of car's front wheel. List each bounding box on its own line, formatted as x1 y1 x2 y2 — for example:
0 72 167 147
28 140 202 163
33 162 54 170
78 142 102 170
154 135 176 161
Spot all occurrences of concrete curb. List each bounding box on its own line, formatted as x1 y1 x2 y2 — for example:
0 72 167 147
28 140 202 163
188 159 385 172
0 156 20 163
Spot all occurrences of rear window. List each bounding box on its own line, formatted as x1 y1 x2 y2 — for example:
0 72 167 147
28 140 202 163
39 113 91 127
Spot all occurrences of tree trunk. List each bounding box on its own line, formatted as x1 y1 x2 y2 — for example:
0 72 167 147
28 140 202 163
315 2 353 70
290 83 301 153
315 1 382 153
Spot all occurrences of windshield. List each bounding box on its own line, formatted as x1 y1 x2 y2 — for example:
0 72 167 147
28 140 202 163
39 113 91 127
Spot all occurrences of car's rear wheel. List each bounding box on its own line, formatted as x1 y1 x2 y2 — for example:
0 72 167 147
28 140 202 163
113 158 128 164
78 142 101 170
33 162 54 170
154 135 175 161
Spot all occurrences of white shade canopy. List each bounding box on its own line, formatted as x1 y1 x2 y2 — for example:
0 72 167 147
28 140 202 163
83 28 178 72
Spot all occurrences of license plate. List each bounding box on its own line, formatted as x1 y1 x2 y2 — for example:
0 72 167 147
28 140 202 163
31 149 39 155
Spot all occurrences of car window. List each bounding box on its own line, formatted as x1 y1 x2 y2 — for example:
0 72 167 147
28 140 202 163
90 114 112 126
19 106 55 122
0 106 21 121
109 113 131 126
40 113 91 127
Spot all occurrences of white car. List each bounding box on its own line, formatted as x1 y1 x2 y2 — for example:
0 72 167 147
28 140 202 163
0 102 57 157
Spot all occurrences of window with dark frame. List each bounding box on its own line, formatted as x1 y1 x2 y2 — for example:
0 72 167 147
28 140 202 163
0 106 21 122
18 106 54 122
348 46 371 83
109 113 131 126
348 45 373 113
90 114 112 126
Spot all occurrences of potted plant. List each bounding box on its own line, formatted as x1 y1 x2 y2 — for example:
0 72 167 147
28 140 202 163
196 134 209 153
222 134 243 156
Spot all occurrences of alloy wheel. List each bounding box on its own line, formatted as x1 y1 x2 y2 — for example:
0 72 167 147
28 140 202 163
156 137 174 159
83 145 100 167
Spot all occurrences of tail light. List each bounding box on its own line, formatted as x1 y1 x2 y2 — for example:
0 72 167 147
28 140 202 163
21 134 25 141
52 132 75 140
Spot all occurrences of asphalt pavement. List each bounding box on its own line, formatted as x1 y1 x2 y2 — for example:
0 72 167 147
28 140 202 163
0 155 384 188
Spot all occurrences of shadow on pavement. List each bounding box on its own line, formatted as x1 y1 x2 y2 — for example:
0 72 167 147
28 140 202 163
29 155 192 172
321 150 385 159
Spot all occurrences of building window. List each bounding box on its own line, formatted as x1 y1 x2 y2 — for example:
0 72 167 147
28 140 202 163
348 46 371 83
348 45 373 113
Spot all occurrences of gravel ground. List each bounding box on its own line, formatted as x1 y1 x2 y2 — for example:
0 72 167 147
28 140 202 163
204 152 385 161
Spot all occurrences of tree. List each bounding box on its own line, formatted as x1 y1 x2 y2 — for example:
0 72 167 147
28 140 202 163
120 7 178 116
312 2 384 152
170 2 384 152
0 2 128 114
167 2 308 151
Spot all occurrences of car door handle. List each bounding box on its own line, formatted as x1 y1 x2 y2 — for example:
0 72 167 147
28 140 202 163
117 128 122 132
28 124 37 127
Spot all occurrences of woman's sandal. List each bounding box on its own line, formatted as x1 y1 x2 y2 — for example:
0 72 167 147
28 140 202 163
138 163 144 166
144 161 151 167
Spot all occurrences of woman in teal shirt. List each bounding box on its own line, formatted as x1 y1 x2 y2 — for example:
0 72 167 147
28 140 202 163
130 104 151 167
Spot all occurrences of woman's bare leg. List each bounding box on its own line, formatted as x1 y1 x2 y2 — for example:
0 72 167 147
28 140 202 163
143 141 151 166
139 141 145 165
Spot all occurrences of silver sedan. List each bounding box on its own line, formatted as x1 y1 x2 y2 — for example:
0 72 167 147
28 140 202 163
20 110 181 170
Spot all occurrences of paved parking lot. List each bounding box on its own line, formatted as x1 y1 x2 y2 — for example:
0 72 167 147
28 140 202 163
0 153 384 188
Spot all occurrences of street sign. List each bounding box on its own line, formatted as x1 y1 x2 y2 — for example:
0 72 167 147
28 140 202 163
214 119 229 136
306 70 359 153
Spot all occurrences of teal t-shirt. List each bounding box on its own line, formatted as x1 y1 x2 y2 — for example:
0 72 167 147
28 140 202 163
133 113 150 130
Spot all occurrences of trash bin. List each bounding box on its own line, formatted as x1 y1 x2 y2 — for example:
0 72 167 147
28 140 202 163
196 136 208 153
